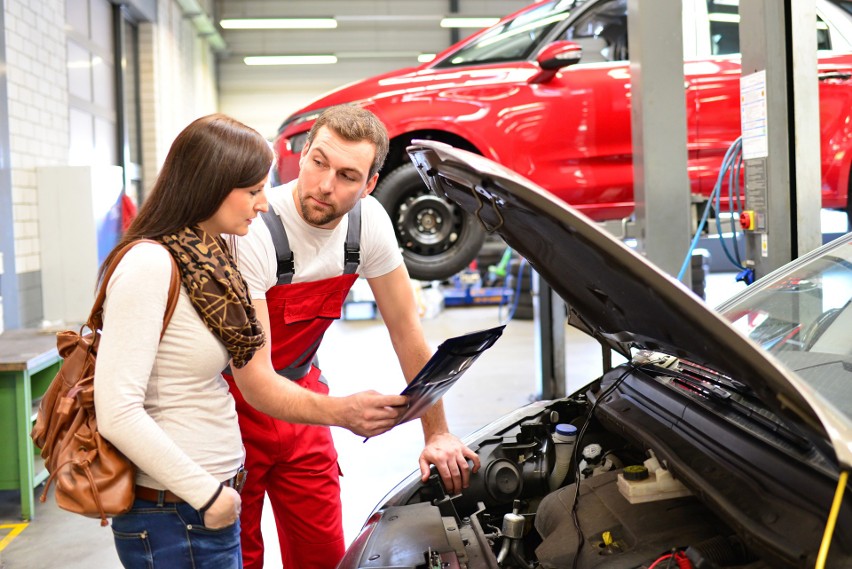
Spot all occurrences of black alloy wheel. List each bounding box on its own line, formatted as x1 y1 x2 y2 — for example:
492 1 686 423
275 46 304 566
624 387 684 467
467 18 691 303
375 163 486 281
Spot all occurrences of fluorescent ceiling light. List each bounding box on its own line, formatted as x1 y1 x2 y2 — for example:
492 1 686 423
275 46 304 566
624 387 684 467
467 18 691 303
335 51 423 60
336 15 440 23
707 13 739 23
418 53 436 63
440 17 500 29
221 18 337 30
244 55 338 66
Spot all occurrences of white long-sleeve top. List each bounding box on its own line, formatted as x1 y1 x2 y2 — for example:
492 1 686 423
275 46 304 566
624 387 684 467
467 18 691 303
94 242 244 509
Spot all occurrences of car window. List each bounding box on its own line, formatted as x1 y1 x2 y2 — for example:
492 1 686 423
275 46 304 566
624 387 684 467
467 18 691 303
723 244 852 359
555 0 628 63
707 0 836 55
432 0 574 68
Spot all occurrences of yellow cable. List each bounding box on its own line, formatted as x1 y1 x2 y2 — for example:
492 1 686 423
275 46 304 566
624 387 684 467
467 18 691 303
815 470 848 569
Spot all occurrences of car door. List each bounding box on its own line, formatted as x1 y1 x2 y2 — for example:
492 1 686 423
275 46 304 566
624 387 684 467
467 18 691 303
518 0 702 221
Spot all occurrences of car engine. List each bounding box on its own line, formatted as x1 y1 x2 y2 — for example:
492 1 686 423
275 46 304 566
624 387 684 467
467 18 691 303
338 366 841 569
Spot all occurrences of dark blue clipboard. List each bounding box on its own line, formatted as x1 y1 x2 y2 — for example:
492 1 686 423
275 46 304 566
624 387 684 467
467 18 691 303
365 325 506 441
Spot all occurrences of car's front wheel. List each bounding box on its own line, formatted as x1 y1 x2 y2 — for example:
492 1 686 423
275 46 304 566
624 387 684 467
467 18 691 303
375 163 486 281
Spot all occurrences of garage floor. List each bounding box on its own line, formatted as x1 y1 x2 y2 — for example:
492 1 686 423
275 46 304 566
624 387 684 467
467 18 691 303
0 275 744 569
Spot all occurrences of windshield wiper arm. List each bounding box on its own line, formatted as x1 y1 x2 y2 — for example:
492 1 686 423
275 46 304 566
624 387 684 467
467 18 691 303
659 371 813 452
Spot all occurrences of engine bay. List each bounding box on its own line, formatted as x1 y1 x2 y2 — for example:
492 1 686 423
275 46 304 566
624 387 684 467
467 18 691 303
339 362 850 569
388 396 764 569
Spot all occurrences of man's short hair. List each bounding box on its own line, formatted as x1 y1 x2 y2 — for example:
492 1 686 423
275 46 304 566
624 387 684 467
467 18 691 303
307 105 390 178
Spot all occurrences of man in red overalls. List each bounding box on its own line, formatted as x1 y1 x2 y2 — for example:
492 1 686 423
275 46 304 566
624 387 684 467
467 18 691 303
224 105 481 568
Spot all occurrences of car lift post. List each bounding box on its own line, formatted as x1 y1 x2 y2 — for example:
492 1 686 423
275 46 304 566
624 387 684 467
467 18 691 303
535 275 566 400
738 0 822 278
628 0 692 285
538 0 692 399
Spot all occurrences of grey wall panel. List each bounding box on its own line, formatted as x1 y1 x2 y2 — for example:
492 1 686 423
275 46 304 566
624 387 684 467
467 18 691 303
16 271 43 328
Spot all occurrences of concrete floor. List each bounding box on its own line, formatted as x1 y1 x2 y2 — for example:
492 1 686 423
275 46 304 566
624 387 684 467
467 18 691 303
0 274 744 569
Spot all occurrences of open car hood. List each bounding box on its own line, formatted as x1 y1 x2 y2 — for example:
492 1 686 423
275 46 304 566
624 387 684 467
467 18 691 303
407 140 840 453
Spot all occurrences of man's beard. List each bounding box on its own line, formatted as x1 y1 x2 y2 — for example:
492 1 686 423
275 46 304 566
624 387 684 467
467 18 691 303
299 193 342 227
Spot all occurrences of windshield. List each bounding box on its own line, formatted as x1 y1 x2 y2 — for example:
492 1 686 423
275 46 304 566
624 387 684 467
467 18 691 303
433 0 575 68
718 235 852 416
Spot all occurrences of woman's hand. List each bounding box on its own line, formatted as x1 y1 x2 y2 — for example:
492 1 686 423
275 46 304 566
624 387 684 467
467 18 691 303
202 486 241 529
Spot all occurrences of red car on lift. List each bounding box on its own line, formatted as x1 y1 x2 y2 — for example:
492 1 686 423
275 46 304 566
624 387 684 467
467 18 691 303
273 0 852 281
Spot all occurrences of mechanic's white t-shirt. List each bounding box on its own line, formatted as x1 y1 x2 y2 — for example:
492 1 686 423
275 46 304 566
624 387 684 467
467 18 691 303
235 181 403 298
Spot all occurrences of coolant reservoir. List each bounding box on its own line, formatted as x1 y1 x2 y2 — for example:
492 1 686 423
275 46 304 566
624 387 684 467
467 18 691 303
548 423 577 489
616 453 691 504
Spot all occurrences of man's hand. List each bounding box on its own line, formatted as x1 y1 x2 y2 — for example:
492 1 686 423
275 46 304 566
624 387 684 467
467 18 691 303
419 432 481 495
337 390 408 438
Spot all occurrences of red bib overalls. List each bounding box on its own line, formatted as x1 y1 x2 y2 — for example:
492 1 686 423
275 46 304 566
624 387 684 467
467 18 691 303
224 203 361 569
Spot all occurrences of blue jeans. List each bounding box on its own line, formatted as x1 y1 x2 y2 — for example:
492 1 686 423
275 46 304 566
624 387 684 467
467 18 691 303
111 498 241 569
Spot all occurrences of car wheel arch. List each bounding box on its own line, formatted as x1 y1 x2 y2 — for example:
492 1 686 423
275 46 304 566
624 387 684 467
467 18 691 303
379 130 484 179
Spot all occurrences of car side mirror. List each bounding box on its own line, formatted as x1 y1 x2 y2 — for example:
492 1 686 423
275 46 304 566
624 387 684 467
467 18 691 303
531 41 582 84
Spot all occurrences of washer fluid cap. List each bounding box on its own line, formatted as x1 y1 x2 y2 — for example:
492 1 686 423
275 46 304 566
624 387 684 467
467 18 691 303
623 464 649 481
555 423 577 436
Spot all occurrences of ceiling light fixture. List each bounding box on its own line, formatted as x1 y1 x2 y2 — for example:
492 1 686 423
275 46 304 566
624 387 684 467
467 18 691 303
418 53 436 63
439 17 500 29
706 13 739 23
243 55 338 66
334 51 423 60
221 18 337 30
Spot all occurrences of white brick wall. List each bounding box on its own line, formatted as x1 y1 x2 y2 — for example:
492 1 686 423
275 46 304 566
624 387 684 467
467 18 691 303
1 0 219 327
5 0 68 275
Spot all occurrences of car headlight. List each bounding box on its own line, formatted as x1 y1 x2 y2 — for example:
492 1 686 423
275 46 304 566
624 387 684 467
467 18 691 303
335 512 381 568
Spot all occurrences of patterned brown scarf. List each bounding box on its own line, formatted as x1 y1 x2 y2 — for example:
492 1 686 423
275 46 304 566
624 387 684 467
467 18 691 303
159 226 265 368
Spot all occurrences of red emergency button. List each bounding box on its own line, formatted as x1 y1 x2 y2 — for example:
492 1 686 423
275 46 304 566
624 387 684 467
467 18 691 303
740 210 755 230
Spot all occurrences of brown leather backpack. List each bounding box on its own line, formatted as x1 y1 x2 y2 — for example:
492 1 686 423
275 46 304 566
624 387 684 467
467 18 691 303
30 240 179 526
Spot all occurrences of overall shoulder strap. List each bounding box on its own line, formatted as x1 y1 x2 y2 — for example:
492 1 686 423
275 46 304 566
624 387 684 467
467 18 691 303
260 206 294 285
343 200 362 275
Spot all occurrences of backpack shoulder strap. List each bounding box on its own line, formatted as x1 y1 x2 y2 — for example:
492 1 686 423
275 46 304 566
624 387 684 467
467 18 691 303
343 200 362 275
260 206 294 285
90 239 180 340
160 248 181 340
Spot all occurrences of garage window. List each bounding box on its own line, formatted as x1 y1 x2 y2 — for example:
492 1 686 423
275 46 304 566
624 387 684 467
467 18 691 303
707 0 835 56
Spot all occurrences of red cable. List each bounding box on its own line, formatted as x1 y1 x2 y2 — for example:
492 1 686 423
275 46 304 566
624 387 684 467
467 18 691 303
647 551 693 569
675 551 693 569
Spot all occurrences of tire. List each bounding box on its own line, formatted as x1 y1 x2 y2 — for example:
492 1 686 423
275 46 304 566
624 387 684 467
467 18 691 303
690 251 708 300
512 301 535 320
507 259 533 291
375 163 486 281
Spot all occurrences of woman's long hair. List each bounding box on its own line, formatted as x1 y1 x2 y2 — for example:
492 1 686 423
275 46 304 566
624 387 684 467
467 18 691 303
99 114 273 281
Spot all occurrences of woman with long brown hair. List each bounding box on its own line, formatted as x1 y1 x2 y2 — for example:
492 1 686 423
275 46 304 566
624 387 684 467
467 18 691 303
93 114 406 568
95 113 269 568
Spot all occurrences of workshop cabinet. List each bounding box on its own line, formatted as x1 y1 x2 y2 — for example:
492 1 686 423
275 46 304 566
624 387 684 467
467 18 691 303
0 329 62 520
